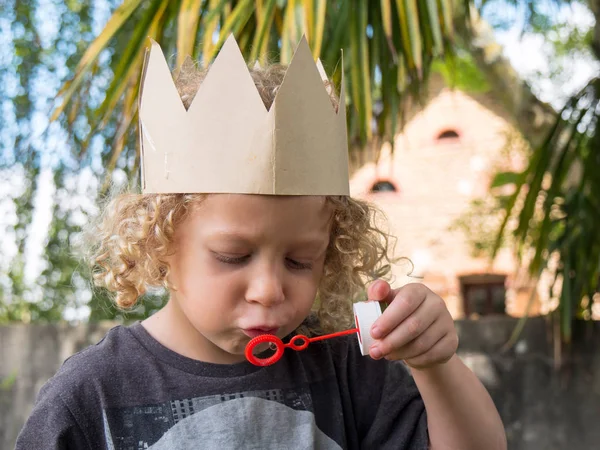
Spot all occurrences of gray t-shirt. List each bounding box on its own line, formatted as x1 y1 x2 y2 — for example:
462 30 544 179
15 320 429 449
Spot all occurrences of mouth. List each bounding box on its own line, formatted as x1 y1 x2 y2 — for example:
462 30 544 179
242 327 280 339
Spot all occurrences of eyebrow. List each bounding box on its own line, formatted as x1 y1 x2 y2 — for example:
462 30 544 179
208 230 329 250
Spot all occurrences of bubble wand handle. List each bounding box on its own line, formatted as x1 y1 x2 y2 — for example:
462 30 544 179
245 328 359 367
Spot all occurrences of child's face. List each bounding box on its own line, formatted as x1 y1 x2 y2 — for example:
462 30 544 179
165 194 332 364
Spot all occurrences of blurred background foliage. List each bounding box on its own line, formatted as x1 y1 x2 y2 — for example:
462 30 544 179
0 0 598 344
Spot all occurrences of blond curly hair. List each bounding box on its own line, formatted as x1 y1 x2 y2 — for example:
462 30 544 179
89 60 396 333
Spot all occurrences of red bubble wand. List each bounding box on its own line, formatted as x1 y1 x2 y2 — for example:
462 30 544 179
245 301 383 366
245 326 361 366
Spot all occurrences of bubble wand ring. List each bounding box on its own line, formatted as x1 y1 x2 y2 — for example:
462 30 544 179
245 328 360 367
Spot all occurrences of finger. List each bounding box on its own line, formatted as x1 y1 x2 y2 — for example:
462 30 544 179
404 333 458 369
366 279 398 303
370 283 429 340
383 318 447 361
370 299 437 357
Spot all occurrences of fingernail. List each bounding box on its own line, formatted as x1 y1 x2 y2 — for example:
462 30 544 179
371 326 381 339
370 346 382 359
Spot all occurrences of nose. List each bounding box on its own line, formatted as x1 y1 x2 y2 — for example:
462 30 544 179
245 262 285 307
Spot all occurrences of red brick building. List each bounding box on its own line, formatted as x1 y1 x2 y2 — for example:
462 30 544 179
350 80 545 319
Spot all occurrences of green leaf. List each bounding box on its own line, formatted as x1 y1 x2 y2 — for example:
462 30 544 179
95 0 168 129
249 0 277 62
425 0 443 55
312 0 327 58
202 0 226 61
395 0 414 69
280 0 297 62
380 0 397 58
205 0 254 62
438 0 454 36
491 171 523 188
404 0 423 75
51 0 145 122
177 0 205 66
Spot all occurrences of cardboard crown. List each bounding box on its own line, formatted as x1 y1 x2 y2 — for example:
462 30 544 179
138 34 350 195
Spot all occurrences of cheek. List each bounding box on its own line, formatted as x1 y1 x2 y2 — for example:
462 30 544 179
171 253 237 307
291 270 323 305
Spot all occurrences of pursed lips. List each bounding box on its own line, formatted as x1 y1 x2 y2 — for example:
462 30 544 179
242 327 280 338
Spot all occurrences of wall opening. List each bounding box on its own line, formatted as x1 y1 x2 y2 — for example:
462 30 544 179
436 129 460 141
459 274 507 318
370 180 398 193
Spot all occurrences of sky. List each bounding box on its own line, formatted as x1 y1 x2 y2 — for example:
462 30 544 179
492 1 599 108
1 1 599 318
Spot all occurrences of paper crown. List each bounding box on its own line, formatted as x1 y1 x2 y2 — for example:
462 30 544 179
138 34 350 195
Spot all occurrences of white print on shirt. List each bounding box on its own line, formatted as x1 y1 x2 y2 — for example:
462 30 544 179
102 388 342 450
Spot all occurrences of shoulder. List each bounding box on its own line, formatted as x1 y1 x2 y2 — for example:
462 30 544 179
56 323 133 384
16 325 134 450
36 323 138 407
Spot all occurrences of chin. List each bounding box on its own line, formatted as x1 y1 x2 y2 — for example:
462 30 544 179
223 337 249 356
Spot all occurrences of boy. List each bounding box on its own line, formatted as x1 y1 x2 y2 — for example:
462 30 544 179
16 35 506 449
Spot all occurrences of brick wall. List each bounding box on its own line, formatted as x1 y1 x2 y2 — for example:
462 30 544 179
350 87 539 318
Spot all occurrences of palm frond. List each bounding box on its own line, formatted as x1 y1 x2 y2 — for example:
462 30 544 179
51 0 457 170
492 77 600 343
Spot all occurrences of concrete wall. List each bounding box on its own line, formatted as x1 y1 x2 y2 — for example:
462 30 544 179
0 322 115 449
1 318 599 449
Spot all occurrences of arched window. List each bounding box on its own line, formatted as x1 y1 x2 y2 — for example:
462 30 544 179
370 180 397 193
436 129 460 141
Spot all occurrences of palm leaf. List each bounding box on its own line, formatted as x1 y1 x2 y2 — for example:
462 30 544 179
202 0 226 61
95 0 168 130
51 0 458 179
205 0 255 63
493 77 600 344
381 0 398 58
404 0 422 75
50 0 145 122
177 0 204 66
249 0 277 62
312 0 327 58
425 0 443 55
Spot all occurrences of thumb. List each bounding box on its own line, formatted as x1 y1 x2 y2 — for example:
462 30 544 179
367 279 398 303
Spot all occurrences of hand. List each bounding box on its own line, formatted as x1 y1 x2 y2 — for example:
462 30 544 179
366 280 458 370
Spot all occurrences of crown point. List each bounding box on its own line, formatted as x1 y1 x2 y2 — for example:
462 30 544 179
294 34 311 54
222 33 240 49
138 31 349 195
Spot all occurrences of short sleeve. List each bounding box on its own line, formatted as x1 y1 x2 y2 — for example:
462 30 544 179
15 379 90 450
337 337 430 449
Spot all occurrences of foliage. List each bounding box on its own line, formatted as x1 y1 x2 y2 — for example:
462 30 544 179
1 0 468 323
459 0 600 344
432 49 491 93
491 78 600 343
1 0 599 346
449 130 529 257
50 0 467 186
0 0 156 323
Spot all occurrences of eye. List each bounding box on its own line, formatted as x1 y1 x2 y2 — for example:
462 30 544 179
286 258 313 271
213 253 250 265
